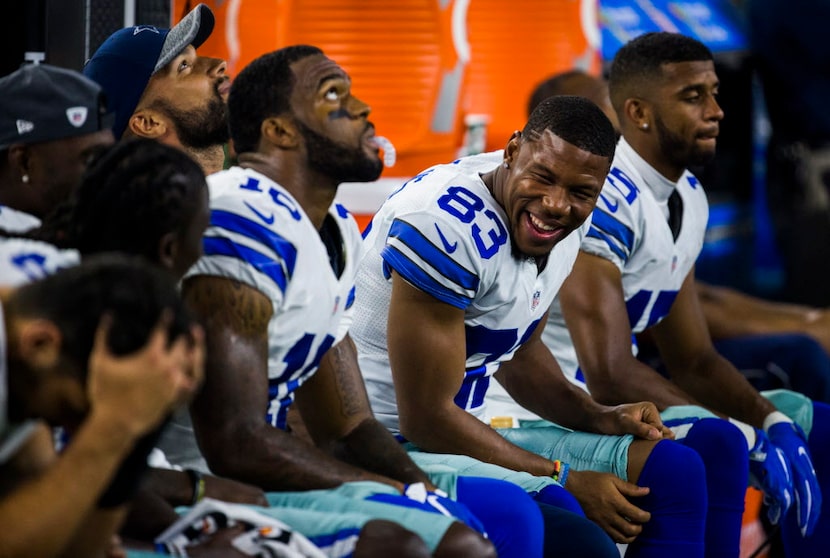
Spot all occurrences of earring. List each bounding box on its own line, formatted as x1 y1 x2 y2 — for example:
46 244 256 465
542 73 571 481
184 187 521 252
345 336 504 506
21 174 29 183
640 123 649 130
503 162 509 169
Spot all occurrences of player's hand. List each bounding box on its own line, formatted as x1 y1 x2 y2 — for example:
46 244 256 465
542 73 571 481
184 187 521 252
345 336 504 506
565 470 650 543
597 402 674 441
767 422 822 536
366 483 487 535
749 427 793 526
87 311 204 439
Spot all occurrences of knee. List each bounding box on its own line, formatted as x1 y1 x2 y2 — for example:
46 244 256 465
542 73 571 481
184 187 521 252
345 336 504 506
535 483 584 516
355 519 430 558
640 440 708 509
686 418 749 467
434 522 497 558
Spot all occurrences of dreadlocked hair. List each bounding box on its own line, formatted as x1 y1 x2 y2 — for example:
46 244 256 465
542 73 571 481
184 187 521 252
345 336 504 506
54 138 207 262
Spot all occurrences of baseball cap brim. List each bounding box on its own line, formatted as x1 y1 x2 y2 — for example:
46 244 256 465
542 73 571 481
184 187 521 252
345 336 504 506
155 4 215 73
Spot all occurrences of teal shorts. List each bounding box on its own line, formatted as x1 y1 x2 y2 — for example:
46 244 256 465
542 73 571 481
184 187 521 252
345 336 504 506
404 421 634 485
406 446 560 492
660 389 814 437
265 481 456 551
128 481 458 556
499 420 634 481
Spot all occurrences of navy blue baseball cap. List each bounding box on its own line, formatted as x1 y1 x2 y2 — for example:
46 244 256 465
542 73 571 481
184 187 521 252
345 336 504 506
83 3 215 139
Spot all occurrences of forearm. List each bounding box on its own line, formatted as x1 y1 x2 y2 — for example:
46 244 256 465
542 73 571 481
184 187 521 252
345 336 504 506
672 353 776 427
500 364 606 431
0 419 136 558
700 283 823 339
200 422 395 492
585 357 699 411
402 402 555 477
331 418 427 488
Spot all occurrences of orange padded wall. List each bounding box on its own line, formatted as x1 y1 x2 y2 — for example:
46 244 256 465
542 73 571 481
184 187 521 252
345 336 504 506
173 0 469 177
462 0 601 152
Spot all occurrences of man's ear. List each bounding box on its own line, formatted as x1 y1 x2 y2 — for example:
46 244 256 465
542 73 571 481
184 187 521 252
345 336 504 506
127 109 169 140
7 144 31 179
16 319 62 370
158 231 178 272
504 130 522 166
623 98 651 131
261 116 299 149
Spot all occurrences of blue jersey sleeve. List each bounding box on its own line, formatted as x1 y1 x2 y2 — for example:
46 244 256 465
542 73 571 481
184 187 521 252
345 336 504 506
581 166 640 271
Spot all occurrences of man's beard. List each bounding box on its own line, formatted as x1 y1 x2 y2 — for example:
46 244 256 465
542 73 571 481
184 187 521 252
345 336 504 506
654 114 716 170
154 89 229 151
296 120 383 184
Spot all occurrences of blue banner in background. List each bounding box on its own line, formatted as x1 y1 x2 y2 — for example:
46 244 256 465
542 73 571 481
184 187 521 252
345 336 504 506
599 0 747 60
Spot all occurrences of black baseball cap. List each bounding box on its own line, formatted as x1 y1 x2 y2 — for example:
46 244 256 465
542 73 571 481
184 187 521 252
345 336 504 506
0 64 113 150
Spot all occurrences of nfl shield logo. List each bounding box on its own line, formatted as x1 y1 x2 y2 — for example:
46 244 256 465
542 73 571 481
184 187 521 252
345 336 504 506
671 255 678 273
531 290 541 311
66 107 88 128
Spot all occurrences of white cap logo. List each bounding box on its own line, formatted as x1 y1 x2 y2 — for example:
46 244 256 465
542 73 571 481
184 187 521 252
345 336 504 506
66 107 88 128
133 25 160 35
16 120 34 135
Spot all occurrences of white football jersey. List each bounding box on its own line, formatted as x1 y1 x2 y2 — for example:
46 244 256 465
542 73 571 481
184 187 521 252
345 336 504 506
0 237 80 287
0 206 40 234
544 138 709 388
351 151 590 435
188 167 363 428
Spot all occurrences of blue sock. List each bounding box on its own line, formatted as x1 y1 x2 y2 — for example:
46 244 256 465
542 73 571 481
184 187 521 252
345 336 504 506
535 501 618 558
455 475 543 558
534 483 585 516
781 401 830 556
626 440 707 558
681 418 748 558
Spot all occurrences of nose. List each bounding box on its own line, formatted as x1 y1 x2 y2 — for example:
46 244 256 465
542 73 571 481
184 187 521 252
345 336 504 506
705 94 724 122
348 94 371 119
541 186 570 216
204 56 227 77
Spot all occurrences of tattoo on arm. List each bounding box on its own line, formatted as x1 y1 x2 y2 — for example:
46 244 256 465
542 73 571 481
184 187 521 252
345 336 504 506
328 338 365 419
184 277 272 338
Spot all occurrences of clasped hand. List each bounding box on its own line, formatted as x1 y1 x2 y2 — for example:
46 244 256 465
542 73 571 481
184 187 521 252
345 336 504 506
598 402 675 441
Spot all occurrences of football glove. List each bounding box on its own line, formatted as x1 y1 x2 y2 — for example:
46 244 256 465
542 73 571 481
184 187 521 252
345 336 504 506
748 427 793 525
767 421 822 536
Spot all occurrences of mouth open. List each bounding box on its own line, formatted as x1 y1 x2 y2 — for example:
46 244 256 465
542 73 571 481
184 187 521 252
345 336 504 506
216 78 231 97
366 134 396 168
526 212 565 242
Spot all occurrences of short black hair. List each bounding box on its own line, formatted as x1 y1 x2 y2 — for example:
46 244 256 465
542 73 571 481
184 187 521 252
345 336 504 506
7 254 192 377
522 95 616 161
229 45 323 154
608 32 713 112
53 139 206 262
